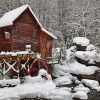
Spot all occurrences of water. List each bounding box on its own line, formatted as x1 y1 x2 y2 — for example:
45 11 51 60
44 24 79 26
88 90 100 100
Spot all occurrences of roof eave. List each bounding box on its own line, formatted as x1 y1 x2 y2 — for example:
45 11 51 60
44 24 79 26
0 23 13 28
41 27 57 39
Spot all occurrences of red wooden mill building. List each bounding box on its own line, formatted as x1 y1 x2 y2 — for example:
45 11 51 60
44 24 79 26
0 5 57 59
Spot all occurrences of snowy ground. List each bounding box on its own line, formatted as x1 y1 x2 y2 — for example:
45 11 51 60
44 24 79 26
0 61 100 100
0 61 99 100
0 69 72 100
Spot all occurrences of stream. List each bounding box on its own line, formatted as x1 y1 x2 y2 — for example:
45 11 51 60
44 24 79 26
88 89 100 100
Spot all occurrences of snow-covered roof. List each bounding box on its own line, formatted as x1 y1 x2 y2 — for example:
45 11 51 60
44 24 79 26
0 5 56 39
41 28 57 39
73 37 90 46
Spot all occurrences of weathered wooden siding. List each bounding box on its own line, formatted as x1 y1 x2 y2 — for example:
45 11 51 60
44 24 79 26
0 27 12 51
40 30 54 59
11 8 40 52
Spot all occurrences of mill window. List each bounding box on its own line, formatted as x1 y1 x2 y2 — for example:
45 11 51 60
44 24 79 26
33 28 37 36
5 32 10 39
16 26 20 35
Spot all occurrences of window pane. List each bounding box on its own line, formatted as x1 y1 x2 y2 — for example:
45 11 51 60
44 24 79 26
16 26 20 35
33 29 37 36
5 32 10 39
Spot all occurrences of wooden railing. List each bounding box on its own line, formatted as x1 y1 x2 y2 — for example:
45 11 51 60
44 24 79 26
46 57 61 67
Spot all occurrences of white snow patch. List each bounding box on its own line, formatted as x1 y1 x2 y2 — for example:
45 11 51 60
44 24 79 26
96 86 100 92
50 88 72 100
72 91 88 100
86 44 95 51
0 79 20 87
74 84 90 93
53 76 72 86
53 61 99 76
75 50 100 64
25 69 52 84
73 37 90 46
58 87 71 92
81 79 100 90
66 62 99 75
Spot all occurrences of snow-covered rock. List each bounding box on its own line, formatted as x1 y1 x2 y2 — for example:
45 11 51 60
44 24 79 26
50 88 72 100
73 37 90 46
72 91 88 100
25 69 52 83
66 61 98 75
69 62 97 75
75 50 100 64
53 61 99 76
96 86 100 92
81 79 99 90
58 87 71 92
53 76 72 86
74 84 90 93
75 80 81 85
86 44 95 51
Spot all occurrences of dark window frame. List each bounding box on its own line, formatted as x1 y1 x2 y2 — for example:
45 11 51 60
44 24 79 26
16 26 20 35
33 28 37 36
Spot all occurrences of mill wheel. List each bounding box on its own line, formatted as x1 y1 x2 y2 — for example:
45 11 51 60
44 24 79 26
29 58 48 77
